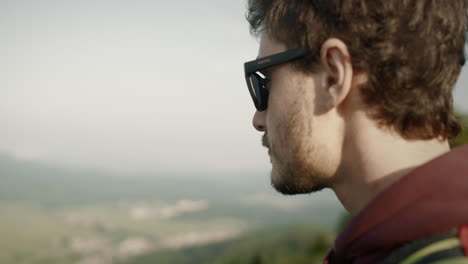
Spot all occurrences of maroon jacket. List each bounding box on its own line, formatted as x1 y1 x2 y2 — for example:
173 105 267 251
325 145 468 264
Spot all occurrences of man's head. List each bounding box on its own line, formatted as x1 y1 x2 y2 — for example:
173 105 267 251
245 0 467 195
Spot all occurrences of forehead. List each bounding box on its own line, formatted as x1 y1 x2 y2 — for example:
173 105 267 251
258 32 288 58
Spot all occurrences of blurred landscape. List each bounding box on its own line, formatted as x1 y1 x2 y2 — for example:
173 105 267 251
0 153 343 264
2 1 467 263
1 117 466 264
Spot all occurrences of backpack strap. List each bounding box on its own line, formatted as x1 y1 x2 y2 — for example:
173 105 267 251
400 238 461 264
380 230 466 264
428 256 468 264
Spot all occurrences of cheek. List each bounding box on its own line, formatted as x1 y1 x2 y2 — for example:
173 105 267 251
265 74 315 150
265 85 295 130
266 104 303 156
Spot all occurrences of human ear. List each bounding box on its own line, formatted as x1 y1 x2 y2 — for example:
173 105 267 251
320 38 353 109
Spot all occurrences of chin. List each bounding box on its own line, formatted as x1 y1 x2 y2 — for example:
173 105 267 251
270 165 327 195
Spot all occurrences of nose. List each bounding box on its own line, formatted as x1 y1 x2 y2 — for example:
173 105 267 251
252 110 267 132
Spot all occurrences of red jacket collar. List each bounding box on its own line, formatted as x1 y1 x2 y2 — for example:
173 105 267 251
327 145 468 264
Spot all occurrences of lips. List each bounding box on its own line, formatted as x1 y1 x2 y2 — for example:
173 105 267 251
262 133 269 148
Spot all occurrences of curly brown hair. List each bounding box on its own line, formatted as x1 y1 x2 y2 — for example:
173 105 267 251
247 0 467 140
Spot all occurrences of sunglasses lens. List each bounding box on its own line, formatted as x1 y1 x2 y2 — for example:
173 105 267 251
247 72 268 111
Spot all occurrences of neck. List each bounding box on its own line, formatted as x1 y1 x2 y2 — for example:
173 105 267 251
331 116 450 216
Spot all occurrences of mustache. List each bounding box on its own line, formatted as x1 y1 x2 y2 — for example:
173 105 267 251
262 133 270 149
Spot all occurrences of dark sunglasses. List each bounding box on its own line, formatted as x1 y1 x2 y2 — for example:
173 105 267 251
244 48 307 111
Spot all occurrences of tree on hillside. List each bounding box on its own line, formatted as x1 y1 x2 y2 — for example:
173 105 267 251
249 253 263 264
450 113 468 148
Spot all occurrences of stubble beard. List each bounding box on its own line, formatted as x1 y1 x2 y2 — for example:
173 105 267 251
262 104 331 195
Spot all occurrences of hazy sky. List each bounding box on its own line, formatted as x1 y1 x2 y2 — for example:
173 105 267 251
2 0 468 175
